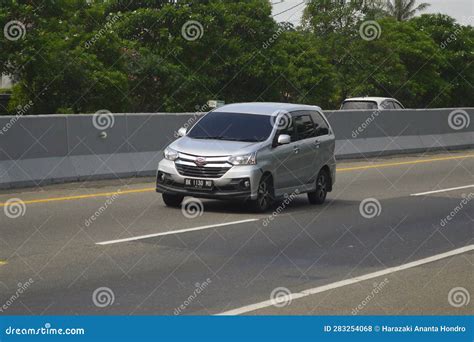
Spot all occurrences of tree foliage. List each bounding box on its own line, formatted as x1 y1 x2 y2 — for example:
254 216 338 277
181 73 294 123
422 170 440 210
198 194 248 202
0 0 472 114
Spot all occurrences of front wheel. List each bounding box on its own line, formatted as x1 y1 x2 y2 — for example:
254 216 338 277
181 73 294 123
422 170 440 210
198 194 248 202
308 169 329 205
248 175 274 212
162 193 184 207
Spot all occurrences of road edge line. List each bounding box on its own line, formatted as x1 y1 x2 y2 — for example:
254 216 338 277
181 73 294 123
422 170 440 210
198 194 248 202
216 244 474 315
96 219 260 245
410 184 474 196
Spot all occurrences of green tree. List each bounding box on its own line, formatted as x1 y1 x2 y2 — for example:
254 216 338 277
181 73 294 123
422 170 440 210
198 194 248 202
267 29 338 108
1 0 129 114
112 0 280 112
302 0 366 35
1 0 472 114
411 14 474 107
333 18 449 108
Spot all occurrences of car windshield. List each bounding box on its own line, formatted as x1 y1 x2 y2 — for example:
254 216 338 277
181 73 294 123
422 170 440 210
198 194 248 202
342 101 378 110
187 112 273 142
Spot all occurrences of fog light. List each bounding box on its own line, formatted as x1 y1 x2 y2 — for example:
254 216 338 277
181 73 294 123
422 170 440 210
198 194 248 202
244 180 250 188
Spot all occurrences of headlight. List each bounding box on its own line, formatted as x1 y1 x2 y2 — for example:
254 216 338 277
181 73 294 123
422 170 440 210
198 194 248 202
228 152 257 166
163 147 179 161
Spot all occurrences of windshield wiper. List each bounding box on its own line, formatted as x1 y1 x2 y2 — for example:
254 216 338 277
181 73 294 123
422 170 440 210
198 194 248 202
191 136 233 140
191 136 227 140
190 136 259 142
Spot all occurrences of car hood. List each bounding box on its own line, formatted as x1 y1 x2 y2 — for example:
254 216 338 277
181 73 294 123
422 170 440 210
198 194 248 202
169 136 265 156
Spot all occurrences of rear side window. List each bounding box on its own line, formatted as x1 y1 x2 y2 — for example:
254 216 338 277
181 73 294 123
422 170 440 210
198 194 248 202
310 111 329 136
392 101 403 109
294 115 316 141
342 101 378 110
381 101 395 109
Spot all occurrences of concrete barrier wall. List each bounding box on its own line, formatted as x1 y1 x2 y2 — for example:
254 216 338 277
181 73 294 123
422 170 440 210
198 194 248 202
0 108 472 189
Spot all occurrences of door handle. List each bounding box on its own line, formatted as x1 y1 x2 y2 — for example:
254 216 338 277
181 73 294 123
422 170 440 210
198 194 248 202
314 140 321 148
293 146 300 154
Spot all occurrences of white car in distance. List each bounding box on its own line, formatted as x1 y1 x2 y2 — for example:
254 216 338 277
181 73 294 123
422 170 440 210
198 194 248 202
341 97 405 110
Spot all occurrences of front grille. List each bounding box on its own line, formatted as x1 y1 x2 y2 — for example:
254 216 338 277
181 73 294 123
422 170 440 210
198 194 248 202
175 164 230 178
174 152 232 178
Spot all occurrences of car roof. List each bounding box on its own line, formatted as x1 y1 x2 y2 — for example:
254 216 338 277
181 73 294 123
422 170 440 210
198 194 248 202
343 97 400 105
215 102 322 116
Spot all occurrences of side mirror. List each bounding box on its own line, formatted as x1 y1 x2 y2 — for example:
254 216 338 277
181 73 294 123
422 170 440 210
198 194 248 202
277 134 291 145
316 127 329 136
177 127 187 137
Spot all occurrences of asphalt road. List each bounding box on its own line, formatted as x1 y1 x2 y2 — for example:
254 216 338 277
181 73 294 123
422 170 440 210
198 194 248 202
0 150 473 315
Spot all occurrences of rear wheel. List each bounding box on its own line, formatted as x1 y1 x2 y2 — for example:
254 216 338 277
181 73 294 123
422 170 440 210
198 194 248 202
249 174 273 212
308 169 329 205
162 193 184 207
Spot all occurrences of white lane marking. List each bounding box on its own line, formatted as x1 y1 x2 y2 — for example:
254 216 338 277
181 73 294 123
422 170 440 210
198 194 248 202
217 244 474 315
96 219 259 245
411 184 474 197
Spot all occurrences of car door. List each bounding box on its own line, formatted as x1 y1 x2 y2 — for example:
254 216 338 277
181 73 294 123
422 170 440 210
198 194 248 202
271 112 302 193
291 112 318 189
310 110 334 181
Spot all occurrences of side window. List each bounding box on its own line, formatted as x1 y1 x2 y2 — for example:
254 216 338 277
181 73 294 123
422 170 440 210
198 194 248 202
393 101 403 109
368 102 378 110
294 114 316 141
274 112 296 143
381 101 395 109
310 111 329 136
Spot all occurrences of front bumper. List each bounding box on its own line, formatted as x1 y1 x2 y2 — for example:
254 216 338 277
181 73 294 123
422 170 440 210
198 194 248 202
156 159 262 200
156 182 252 200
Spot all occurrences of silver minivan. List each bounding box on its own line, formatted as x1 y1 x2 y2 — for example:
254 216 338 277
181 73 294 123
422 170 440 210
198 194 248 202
156 103 336 212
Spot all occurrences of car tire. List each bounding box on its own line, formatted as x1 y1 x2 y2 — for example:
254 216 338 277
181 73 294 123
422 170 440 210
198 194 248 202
308 169 329 205
162 193 184 207
249 174 274 213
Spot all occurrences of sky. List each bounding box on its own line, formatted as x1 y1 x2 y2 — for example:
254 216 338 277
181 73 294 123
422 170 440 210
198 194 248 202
271 0 474 26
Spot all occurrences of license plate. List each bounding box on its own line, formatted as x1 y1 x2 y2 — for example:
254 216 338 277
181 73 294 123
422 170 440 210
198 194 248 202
184 178 213 190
